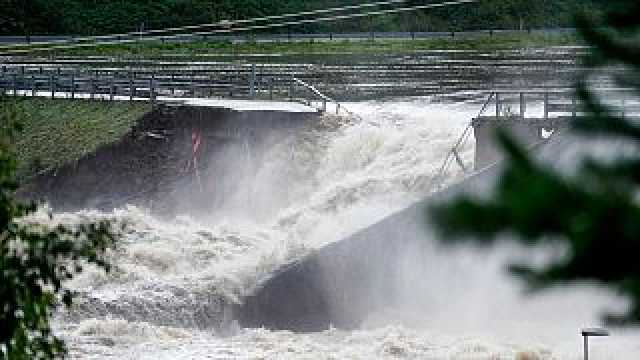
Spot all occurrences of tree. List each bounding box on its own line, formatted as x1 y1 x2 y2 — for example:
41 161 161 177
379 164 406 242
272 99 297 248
0 0 606 36
0 97 119 358
430 0 640 324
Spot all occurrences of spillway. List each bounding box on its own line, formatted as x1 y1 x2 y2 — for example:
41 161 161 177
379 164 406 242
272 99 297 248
29 98 637 359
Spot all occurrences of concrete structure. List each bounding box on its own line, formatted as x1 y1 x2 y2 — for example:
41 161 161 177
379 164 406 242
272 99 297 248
231 130 602 332
472 116 567 169
469 89 640 170
233 89 640 331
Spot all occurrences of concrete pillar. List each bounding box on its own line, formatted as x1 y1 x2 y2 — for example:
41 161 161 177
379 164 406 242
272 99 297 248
473 118 542 170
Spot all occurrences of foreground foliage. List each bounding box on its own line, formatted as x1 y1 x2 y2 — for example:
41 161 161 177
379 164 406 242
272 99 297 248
431 0 640 324
0 97 118 358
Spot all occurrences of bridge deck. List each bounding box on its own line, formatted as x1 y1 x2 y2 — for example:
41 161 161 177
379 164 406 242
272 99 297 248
7 89 319 113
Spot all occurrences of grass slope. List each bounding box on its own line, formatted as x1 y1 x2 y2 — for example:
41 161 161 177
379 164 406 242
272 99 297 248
10 98 150 179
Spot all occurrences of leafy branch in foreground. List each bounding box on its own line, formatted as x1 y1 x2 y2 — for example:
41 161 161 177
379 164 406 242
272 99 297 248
429 0 640 325
0 96 119 359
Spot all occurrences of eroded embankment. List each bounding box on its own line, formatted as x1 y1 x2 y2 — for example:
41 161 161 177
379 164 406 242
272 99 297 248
10 98 151 179
20 105 319 215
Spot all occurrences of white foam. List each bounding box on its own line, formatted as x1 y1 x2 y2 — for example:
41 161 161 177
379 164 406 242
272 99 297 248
44 98 639 358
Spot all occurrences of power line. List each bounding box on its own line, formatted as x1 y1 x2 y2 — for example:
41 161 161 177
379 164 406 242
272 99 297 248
0 0 414 50
2 0 481 55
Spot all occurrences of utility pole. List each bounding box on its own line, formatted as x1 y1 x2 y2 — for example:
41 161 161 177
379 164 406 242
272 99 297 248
582 328 609 360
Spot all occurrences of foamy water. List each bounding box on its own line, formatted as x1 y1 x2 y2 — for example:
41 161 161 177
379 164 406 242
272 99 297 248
43 98 638 359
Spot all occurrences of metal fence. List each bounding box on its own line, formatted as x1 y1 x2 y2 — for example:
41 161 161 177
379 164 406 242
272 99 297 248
0 64 360 116
0 28 577 45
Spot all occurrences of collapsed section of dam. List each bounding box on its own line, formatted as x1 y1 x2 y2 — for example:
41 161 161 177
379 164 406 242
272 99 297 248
21 104 322 216
18 90 590 332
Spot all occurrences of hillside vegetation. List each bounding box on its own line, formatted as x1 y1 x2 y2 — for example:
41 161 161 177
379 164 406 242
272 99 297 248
3 0 607 36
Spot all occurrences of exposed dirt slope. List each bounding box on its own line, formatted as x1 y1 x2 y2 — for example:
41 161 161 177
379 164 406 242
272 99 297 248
20 105 317 216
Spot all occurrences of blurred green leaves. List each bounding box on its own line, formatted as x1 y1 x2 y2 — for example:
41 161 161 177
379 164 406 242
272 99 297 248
0 96 119 359
430 0 640 324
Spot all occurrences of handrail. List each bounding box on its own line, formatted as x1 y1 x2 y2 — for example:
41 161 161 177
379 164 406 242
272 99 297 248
291 76 362 120
292 77 331 102
0 66 364 120
431 91 495 192
490 87 635 95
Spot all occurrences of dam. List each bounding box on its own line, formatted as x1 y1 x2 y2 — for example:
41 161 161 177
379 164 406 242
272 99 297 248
7 47 638 358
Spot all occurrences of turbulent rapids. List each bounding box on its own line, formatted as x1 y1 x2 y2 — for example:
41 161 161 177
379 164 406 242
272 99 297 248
35 99 638 359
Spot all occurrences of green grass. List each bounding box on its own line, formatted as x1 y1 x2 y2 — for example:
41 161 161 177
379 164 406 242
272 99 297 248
9 98 151 179
55 32 581 57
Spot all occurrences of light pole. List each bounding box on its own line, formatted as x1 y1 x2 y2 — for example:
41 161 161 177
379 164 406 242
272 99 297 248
581 328 609 360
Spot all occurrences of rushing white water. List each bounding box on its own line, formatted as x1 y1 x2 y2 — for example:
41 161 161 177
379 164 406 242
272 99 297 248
45 98 639 359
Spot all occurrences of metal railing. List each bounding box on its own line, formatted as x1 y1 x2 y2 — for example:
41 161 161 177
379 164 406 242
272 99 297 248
432 86 640 191
0 66 365 121
290 76 361 119
0 66 291 104
491 88 640 119
0 28 578 46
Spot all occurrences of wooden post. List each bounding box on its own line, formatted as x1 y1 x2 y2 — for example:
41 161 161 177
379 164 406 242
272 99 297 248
12 74 17 96
71 73 75 99
90 77 95 100
31 75 36 97
495 92 500 117
150 74 155 104
572 96 577 118
520 92 525 118
584 335 589 360
21 72 26 97
50 75 55 99
170 74 175 95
